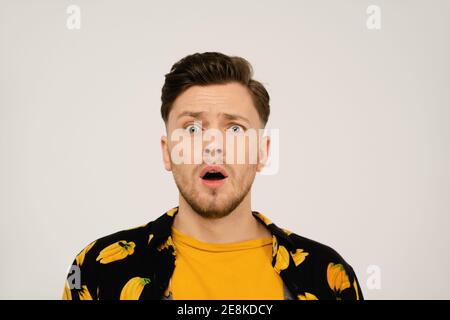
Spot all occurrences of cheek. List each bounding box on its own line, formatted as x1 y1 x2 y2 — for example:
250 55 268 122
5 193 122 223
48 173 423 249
229 165 257 183
172 164 197 180
224 135 260 166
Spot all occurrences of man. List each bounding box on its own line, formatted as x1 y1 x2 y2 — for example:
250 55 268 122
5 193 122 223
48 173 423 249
62 52 363 300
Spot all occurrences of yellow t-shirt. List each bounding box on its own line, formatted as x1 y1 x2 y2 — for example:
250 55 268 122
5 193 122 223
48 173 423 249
170 226 284 300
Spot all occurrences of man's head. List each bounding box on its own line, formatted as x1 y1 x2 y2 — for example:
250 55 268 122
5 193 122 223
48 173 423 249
160 52 271 219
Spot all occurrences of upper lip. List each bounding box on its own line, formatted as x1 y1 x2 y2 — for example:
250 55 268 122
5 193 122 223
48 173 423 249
199 165 229 179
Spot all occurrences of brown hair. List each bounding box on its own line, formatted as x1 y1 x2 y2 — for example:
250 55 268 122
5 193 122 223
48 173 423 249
161 52 270 126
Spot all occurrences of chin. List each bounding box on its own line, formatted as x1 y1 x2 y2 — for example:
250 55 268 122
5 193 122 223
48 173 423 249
189 199 237 220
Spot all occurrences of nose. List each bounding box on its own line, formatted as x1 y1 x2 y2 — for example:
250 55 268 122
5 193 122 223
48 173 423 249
204 144 222 156
204 146 222 155
203 142 223 164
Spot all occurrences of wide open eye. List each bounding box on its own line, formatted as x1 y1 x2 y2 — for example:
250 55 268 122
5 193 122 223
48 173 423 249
185 123 202 135
227 124 244 134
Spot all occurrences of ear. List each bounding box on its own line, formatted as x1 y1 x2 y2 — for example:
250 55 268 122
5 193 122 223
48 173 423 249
257 135 270 172
161 135 172 171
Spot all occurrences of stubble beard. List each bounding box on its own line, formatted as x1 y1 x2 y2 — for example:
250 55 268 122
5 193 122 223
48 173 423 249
173 169 255 219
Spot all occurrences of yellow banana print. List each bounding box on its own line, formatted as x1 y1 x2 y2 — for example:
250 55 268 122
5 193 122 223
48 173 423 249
254 212 273 226
298 292 318 300
120 277 151 300
78 285 93 300
327 263 351 294
274 245 290 273
272 235 278 258
166 207 178 217
148 234 154 244
353 278 360 300
62 280 72 300
282 228 293 236
75 240 96 267
158 236 176 255
96 240 136 264
291 249 309 267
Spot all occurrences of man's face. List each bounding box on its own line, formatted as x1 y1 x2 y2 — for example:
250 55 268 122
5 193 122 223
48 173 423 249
161 82 270 219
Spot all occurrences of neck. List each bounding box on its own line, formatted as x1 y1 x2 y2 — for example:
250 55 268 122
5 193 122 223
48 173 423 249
173 192 271 243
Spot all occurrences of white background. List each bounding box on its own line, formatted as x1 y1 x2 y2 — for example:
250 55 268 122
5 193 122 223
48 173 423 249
1 0 449 299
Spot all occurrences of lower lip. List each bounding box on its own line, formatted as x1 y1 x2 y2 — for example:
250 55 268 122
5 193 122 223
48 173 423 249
200 177 228 188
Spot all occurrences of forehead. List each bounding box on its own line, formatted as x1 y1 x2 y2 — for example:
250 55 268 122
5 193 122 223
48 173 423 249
168 83 258 124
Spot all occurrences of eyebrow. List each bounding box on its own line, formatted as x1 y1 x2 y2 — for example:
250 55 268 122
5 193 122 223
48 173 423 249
220 112 250 125
176 111 205 120
176 111 250 125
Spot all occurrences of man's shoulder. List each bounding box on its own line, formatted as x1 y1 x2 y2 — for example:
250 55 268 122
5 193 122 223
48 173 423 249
279 229 362 300
72 209 176 269
72 221 155 269
93 222 153 248
254 212 353 269
287 231 351 267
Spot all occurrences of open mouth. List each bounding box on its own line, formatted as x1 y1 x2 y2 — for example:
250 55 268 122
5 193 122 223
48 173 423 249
201 171 227 180
199 166 228 188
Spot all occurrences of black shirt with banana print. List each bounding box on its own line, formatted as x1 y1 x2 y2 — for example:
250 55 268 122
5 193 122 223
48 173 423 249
63 207 363 300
